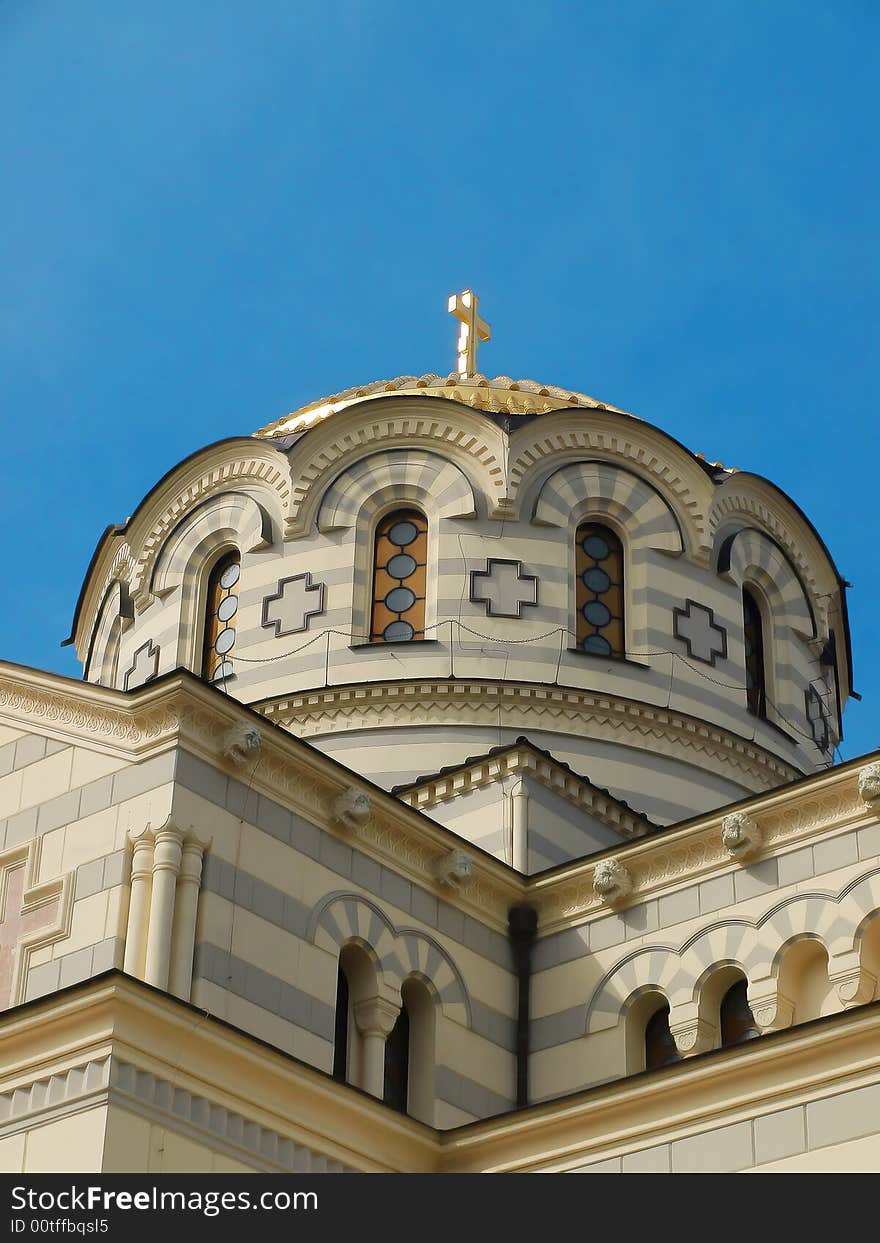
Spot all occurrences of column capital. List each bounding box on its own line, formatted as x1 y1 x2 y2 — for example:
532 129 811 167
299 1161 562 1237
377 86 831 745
747 978 794 1032
668 1003 716 1056
354 996 400 1038
151 816 188 846
828 952 877 1008
178 838 208 886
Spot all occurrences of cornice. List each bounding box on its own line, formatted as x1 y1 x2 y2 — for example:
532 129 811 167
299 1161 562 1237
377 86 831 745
0 663 523 929
254 678 803 792
530 757 873 933
397 742 652 841
0 1050 352 1172
0 664 180 759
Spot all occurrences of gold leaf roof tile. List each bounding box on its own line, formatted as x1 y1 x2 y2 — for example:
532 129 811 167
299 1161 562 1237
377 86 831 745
253 373 633 439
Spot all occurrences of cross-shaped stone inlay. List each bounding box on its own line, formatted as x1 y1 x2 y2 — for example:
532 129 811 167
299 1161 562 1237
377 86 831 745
0 847 67 1008
123 640 159 691
261 573 326 637
805 684 830 752
470 559 538 619
673 600 728 666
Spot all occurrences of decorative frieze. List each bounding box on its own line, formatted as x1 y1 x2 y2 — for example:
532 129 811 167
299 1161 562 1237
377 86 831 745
257 679 801 791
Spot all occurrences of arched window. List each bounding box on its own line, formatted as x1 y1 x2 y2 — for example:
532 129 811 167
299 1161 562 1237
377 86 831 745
719 978 760 1046
644 1003 680 1070
401 978 435 1124
333 943 378 1090
743 588 767 717
370 510 427 643
332 962 350 1082
575 523 625 657
202 550 241 682
383 1001 410 1112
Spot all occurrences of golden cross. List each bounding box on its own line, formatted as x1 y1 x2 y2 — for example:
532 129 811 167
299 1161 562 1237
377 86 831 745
447 289 491 377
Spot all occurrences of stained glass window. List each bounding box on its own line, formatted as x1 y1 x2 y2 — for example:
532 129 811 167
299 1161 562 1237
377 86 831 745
383 1003 410 1113
645 1003 680 1070
575 523 625 657
720 979 760 1047
743 588 767 717
370 510 427 643
202 550 241 682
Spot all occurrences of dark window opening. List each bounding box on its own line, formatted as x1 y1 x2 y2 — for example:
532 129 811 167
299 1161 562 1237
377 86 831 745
383 1004 410 1112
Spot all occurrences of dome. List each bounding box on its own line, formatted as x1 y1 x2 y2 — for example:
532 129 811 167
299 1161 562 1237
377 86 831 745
254 373 634 438
68 372 853 853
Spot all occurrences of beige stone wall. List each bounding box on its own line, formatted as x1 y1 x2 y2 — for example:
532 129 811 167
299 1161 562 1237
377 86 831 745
568 1079 880 1174
170 762 518 1124
0 727 176 1010
0 1107 108 1174
531 808 880 1100
0 694 519 1127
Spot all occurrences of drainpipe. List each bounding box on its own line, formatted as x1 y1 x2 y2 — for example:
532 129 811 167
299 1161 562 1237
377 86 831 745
508 904 538 1109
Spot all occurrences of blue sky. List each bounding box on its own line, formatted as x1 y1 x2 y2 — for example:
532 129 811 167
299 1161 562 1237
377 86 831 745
1 2 877 757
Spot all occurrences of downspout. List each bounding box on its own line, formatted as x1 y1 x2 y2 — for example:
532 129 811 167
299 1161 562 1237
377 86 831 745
508 904 538 1109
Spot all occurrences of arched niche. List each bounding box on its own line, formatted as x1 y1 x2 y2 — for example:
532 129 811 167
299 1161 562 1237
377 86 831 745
506 408 713 557
623 987 677 1074
530 461 684 555
147 491 272 670
83 580 134 687
715 526 816 639
283 397 503 539
316 449 477 533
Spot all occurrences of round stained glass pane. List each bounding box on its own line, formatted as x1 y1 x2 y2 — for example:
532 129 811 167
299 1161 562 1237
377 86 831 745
388 521 418 547
211 661 235 681
583 634 612 656
217 595 239 623
583 600 612 627
384 620 414 642
215 627 236 655
582 566 611 593
219 561 240 589
385 586 416 614
387 553 417 580
582 534 611 561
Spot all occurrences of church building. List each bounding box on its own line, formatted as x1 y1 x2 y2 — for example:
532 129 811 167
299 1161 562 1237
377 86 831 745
0 292 878 1173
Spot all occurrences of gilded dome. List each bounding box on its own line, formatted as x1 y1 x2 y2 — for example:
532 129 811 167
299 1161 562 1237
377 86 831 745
253 373 633 439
